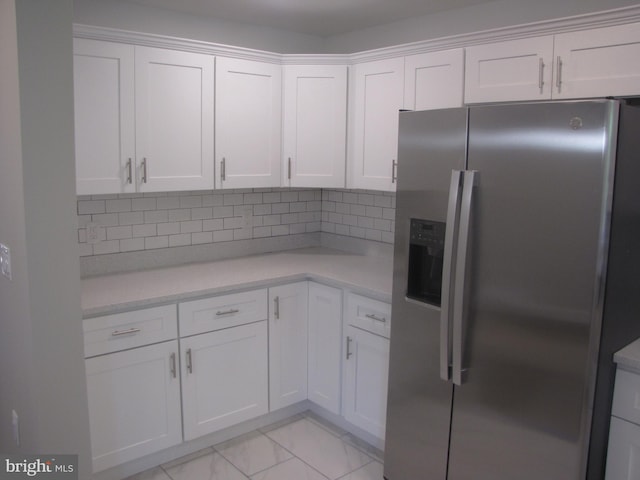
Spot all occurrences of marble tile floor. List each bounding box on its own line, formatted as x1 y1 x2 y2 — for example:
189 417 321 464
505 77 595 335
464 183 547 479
125 412 384 480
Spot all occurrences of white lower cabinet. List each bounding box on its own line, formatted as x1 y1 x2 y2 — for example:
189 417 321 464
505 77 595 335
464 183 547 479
83 282 389 470
308 282 343 414
180 321 269 440
343 325 390 440
269 282 309 410
343 293 391 441
85 340 182 472
606 368 640 480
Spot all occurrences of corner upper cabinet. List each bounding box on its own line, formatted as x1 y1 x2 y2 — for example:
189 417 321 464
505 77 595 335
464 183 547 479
404 49 464 110
282 64 347 188
73 39 135 195
73 40 214 194
553 22 640 99
135 47 214 192
216 57 282 189
464 36 554 103
348 57 405 192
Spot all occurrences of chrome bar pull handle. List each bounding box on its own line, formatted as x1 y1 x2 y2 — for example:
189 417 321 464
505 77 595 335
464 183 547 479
221 157 226 182
555 56 563 93
111 327 141 337
391 160 398 183
288 158 292 180
126 158 133 184
346 336 353 359
141 158 148 183
215 308 239 316
538 58 545 94
440 170 463 382
365 313 386 323
274 296 280 319
186 348 193 374
452 170 476 386
170 352 177 378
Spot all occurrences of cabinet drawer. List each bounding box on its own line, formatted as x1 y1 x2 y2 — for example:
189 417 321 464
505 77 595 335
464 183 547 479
346 293 391 338
179 289 268 337
612 368 640 425
83 304 177 358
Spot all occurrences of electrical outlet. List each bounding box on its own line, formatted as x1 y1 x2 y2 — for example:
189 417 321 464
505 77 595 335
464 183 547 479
0 243 11 280
85 223 103 244
12 409 19 446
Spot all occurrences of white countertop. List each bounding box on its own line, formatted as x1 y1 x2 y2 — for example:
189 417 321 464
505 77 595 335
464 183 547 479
614 337 640 373
81 247 394 317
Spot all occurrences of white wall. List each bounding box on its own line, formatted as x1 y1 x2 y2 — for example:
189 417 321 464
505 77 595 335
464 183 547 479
73 0 327 54
0 0 91 476
324 0 640 53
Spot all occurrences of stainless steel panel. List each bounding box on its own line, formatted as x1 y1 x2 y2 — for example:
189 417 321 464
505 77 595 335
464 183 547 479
384 108 467 480
446 101 616 480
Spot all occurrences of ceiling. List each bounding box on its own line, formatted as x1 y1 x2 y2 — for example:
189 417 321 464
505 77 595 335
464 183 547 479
113 0 498 37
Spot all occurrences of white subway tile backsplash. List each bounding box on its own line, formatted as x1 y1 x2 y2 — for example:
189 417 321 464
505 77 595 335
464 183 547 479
132 198 157 211
77 188 396 257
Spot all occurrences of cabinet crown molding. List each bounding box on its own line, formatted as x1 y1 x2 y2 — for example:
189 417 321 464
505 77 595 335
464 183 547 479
74 4 640 63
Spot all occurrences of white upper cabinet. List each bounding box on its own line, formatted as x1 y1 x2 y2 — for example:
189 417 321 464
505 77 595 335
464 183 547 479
283 64 347 188
348 57 405 192
404 49 465 111
135 47 214 192
74 39 135 195
553 22 640 99
464 36 555 103
215 57 282 189
74 40 214 194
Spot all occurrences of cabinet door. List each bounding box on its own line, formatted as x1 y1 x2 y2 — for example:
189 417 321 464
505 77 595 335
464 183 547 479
216 57 281 189
605 417 640 480
73 39 135 195
135 46 214 192
404 49 464 111
85 340 182 472
343 326 390 440
269 282 309 411
308 283 343 415
181 321 268 441
464 36 554 103
553 23 640 99
283 65 347 188
349 58 404 191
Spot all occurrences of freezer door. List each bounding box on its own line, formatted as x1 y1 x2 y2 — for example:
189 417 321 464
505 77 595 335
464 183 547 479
384 108 467 480
447 101 616 480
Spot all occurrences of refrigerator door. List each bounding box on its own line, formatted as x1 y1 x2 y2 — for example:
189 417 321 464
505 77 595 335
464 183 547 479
384 108 467 480
446 101 617 480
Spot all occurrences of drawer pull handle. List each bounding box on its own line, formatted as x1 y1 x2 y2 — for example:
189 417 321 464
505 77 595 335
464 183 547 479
346 336 353 360
170 353 177 378
274 296 280 320
365 313 386 323
186 348 193 374
111 327 141 337
216 309 240 316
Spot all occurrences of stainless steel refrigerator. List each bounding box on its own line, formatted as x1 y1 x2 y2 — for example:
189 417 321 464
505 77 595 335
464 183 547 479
384 100 640 480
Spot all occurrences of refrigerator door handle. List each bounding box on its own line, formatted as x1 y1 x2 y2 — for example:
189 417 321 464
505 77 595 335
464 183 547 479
452 169 476 386
440 170 463 382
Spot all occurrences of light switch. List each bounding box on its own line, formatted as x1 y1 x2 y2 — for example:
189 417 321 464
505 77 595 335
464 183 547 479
0 243 11 280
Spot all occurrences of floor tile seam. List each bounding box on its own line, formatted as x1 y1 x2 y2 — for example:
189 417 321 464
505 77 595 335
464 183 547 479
160 449 251 480
334 458 377 480
338 433 383 463
212 439 293 479
302 412 346 439
261 429 370 480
